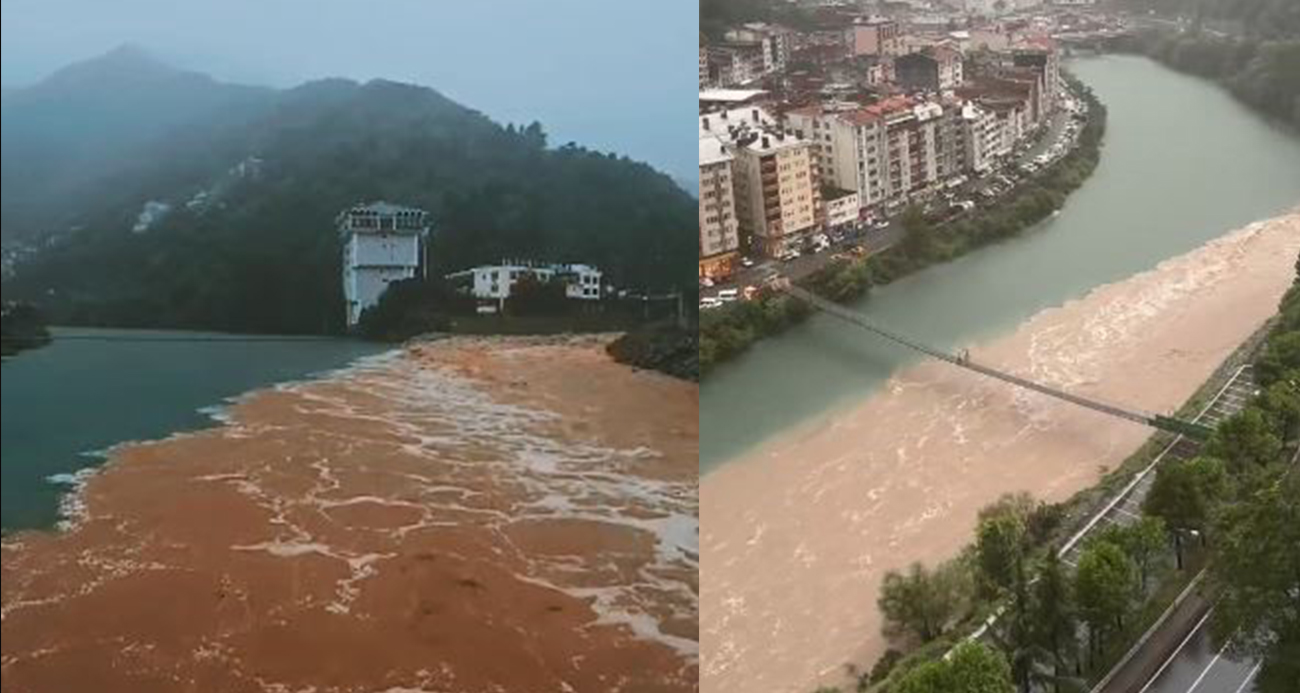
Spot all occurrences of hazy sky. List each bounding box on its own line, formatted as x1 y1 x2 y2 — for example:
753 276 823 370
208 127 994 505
1 0 696 181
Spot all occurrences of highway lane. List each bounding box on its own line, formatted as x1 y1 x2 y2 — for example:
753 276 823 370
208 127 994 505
1140 609 1260 693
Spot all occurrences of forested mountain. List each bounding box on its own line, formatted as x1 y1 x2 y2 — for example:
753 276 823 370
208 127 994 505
1 45 275 244
1111 0 1300 39
1 47 696 334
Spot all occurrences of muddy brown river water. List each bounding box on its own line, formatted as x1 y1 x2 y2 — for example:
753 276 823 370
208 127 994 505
700 213 1298 692
2 336 699 693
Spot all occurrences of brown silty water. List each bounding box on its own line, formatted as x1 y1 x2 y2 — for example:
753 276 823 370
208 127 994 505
700 212 1299 693
2 336 699 693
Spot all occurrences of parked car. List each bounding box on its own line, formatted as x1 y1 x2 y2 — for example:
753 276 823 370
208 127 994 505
740 256 755 268
717 288 740 302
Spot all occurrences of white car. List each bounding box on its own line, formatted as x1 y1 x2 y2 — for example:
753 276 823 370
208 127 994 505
717 288 740 302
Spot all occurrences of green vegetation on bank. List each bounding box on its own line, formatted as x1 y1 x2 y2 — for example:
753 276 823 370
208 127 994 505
700 78 1106 378
1111 0 1300 40
1196 255 1299 692
605 321 701 382
826 254 1299 693
0 303 51 357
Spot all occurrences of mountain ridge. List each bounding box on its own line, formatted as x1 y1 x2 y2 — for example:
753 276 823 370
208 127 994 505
2 46 695 334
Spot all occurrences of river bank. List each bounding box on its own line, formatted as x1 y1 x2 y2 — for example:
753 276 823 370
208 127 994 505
699 212 1299 693
1 335 699 693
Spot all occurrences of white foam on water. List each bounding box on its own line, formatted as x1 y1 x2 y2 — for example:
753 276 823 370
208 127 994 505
276 351 700 660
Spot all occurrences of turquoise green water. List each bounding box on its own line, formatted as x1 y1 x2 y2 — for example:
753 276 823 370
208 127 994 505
700 55 1300 472
0 328 382 531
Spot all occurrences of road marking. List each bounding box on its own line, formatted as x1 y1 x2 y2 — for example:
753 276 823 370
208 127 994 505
1186 638 1233 693
1232 662 1262 693
1138 607 1213 693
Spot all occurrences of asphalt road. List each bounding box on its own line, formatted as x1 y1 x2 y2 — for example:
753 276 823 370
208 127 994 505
702 221 906 299
1139 608 1260 693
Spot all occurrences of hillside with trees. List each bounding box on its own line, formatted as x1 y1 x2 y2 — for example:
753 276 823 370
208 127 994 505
1109 0 1300 127
0 47 696 335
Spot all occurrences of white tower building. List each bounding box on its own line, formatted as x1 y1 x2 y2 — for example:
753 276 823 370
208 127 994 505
338 201 430 328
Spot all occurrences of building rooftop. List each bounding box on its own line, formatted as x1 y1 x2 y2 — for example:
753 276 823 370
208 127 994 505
343 201 426 216
699 106 778 140
699 88 769 104
700 136 734 167
337 201 429 236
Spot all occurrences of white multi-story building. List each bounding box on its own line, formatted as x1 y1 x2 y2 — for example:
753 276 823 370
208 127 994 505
960 101 1000 174
445 262 602 311
788 96 976 215
700 106 819 257
825 190 862 228
699 137 741 279
339 201 430 327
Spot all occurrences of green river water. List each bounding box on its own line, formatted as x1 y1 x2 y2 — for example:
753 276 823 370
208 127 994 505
1 328 381 531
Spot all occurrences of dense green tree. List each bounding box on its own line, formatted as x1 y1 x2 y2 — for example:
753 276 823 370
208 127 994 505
0 302 51 356
878 560 970 643
900 204 940 258
1074 541 1137 666
1144 456 1228 568
1096 516 1168 590
1255 377 1300 443
1029 552 1080 692
1256 332 1300 386
504 274 570 317
1204 408 1285 470
1206 470 1300 693
975 511 1029 597
891 642 1015 693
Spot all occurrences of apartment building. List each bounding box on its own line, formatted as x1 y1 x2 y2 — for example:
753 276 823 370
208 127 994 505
699 137 741 279
699 107 819 258
709 45 763 87
1011 38 1062 118
846 17 902 57
895 45 964 93
788 95 967 215
824 189 862 228
700 34 710 89
445 262 602 312
725 23 791 74
959 101 1001 174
